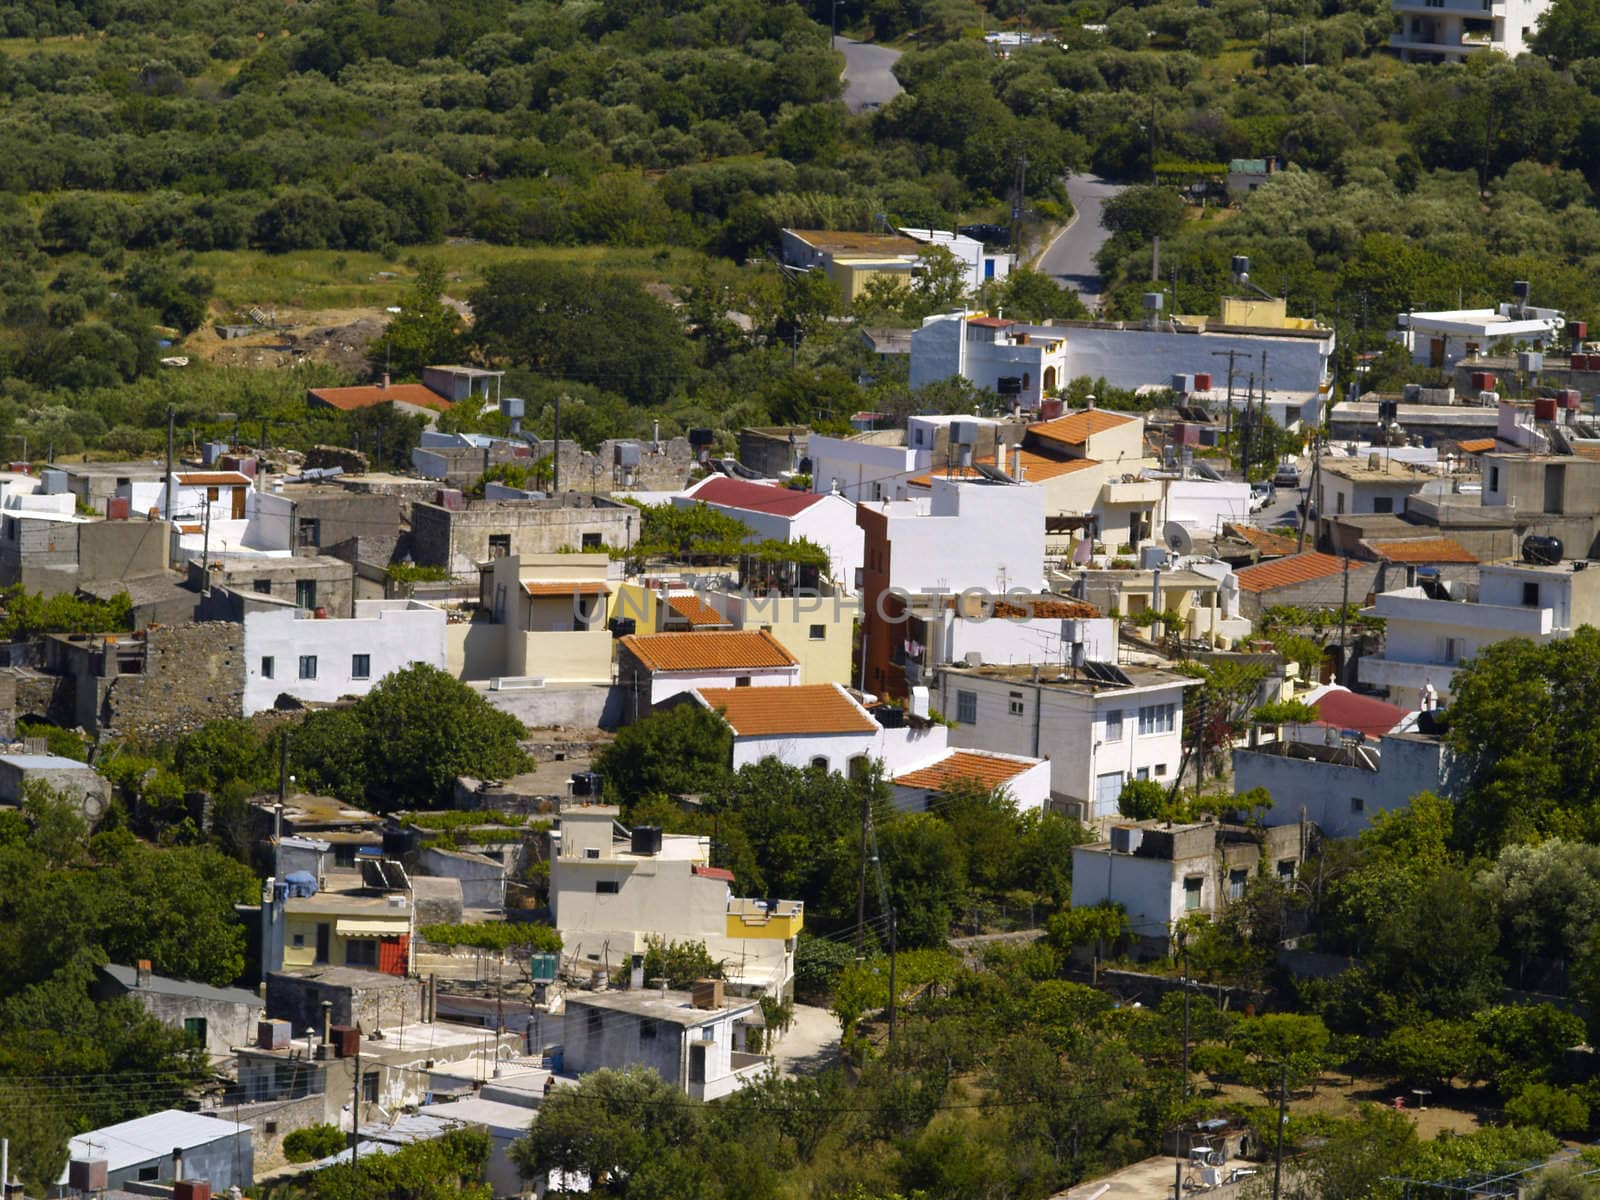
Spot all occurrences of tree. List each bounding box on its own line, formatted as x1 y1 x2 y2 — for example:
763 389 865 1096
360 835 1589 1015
1117 779 1164 820
470 262 691 407
1533 0 1600 64
1233 1012 1333 1097
511 1067 703 1197
1505 1083 1590 1137
982 266 1090 323
283 1124 346 1163
1372 1019 1478 1089
639 936 723 989
1100 185 1185 241
594 704 732 811
367 260 466 381
352 664 531 809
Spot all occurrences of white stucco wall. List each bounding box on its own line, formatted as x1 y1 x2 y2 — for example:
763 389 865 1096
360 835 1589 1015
808 436 919 503
649 665 799 707
1232 734 1450 839
242 600 447 714
729 721 949 776
1070 847 1186 934
1165 480 1250 538
883 479 1046 595
935 612 1117 669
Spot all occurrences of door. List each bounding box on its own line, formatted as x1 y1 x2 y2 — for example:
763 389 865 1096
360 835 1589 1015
231 487 247 519
1429 337 1446 368
315 922 331 964
378 935 409 977
1093 771 1125 819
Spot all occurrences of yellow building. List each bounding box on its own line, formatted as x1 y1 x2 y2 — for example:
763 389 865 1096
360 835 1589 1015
450 553 615 683
281 888 413 974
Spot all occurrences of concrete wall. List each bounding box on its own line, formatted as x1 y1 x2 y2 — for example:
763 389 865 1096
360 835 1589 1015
49 623 247 739
1239 560 1378 621
78 519 169 583
234 1092 334 1173
264 972 425 1035
808 434 918 504
1232 733 1451 839
562 998 747 1098
0 757 109 820
411 499 639 576
288 491 402 563
448 617 508 681
478 683 624 731
190 557 356 619
418 846 506 910
241 601 446 715
100 981 263 1062
882 480 1047 595
708 591 857 687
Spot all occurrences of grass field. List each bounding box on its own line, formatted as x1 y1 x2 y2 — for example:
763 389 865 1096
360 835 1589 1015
188 242 711 315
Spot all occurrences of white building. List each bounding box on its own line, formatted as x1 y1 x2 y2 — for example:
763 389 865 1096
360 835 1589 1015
909 313 1335 419
1317 456 1439 520
616 630 801 718
898 227 1013 290
550 804 804 997
903 594 1117 685
778 228 1007 299
934 662 1193 818
1359 557 1600 709
809 415 1019 505
123 472 294 563
241 598 448 714
676 476 863 591
1394 304 1565 367
891 748 1052 813
1390 0 1551 61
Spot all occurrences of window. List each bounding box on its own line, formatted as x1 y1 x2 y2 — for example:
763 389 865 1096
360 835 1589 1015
139 1168 159 1183
639 1019 657 1041
1489 465 1500 493
254 579 272 594
1184 876 1203 911
206 486 219 502
1442 637 1461 663
1351 796 1365 813
586 1009 603 1037
297 517 321 548
735 676 752 687
1105 708 1124 741
1138 703 1176 735
351 654 371 680
184 1017 207 1046
1523 581 1540 607
1009 690 1025 716
345 940 377 967
265 1121 278 1135
810 756 830 771
956 690 977 724
1229 869 1248 901
1373 496 1394 514
1336 492 1346 514
299 655 318 680
581 532 603 550
488 534 511 558
583 848 600 860
334 845 355 868
362 1071 378 1102
809 624 826 641
292 933 305 948
296 579 317 610
1277 859 1296 881
261 656 275 679
1156 763 1167 776
1136 767 1150 781
596 880 620 894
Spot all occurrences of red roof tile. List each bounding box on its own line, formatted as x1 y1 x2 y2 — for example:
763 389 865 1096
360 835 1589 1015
1235 552 1348 593
523 581 610 597
620 630 797 673
690 477 826 517
666 594 732 627
1456 438 1496 454
1314 689 1406 738
697 683 876 736
176 472 251 487
1366 537 1477 565
692 865 736 882
1028 409 1137 447
894 751 1038 791
307 384 452 413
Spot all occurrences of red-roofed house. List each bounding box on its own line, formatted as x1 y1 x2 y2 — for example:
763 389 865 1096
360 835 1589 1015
675 476 863 590
307 378 453 417
1307 686 1406 739
891 748 1051 813
1233 552 1379 619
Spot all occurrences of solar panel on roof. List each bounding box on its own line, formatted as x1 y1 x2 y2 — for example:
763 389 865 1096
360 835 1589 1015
1082 661 1134 686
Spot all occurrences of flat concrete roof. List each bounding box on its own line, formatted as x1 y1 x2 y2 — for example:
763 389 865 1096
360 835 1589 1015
564 988 757 1026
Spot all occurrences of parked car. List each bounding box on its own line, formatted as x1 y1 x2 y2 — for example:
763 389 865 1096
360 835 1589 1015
1272 463 1301 489
1249 482 1273 513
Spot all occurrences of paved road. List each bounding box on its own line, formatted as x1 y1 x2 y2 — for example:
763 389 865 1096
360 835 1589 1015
1036 173 1127 310
838 38 903 113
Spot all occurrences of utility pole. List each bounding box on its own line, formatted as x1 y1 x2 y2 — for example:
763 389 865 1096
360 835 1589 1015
1010 153 1030 255
855 787 870 958
1339 554 1350 684
552 394 563 496
1211 350 1240 457
886 908 898 1056
351 1038 362 1177
830 0 838 47
1242 373 1255 482
201 493 211 575
165 406 175 521
278 729 290 803
1272 1060 1289 1200
1174 929 1191 1200
1299 426 1320 554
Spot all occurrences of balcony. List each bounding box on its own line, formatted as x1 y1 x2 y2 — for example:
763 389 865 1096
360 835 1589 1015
727 897 805 940
1101 478 1162 505
1369 591 1551 637
1392 0 1499 14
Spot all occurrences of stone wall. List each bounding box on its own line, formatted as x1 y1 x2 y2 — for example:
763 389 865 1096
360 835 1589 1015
410 497 639 575
101 622 245 739
304 445 370 474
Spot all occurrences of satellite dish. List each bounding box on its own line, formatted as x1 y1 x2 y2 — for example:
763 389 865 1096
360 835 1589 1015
1165 523 1194 556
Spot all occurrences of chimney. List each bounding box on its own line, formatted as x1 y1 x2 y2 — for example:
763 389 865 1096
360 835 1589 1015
1011 447 1024 481
321 999 333 1047
381 373 390 390
136 959 152 988
172 1147 183 1182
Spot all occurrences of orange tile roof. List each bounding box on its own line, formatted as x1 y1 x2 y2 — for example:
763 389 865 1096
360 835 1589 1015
307 384 452 413
1456 438 1496 454
523 581 610 597
620 629 797 673
1226 523 1299 558
1366 537 1478 564
697 683 876 736
666 594 731 627
176 472 251 487
1028 409 1137 447
1016 451 1101 481
894 750 1038 791
959 596 1099 619
1235 551 1349 593
907 465 983 488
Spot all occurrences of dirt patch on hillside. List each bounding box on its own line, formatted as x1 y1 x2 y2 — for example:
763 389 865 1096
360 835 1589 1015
188 307 392 373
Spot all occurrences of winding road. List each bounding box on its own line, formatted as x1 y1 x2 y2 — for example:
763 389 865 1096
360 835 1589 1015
838 38 903 114
1036 173 1126 311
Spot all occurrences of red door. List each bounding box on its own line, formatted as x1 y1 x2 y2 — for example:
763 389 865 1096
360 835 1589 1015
378 935 409 976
